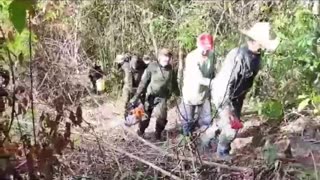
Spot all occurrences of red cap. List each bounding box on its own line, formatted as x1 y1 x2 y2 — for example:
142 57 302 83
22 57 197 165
197 33 214 51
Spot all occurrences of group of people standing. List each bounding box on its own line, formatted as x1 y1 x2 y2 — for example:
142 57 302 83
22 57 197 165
116 22 280 160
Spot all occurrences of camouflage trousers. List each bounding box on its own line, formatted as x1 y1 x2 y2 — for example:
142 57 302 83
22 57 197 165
139 95 168 135
122 87 133 107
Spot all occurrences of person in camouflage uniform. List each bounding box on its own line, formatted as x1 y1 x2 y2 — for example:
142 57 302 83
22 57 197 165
129 48 173 140
115 53 149 112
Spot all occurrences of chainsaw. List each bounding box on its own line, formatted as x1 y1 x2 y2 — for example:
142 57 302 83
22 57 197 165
124 102 145 127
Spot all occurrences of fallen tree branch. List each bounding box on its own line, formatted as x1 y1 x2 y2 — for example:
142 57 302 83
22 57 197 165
242 110 258 116
29 11 37 146
109 145 183 180
85 129 183 180
214 9 226 37
122 126 250 172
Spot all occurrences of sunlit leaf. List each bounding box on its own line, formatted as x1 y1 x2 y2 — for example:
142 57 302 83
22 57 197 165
298 98 310 112
297 94 308 99
312 95 320 104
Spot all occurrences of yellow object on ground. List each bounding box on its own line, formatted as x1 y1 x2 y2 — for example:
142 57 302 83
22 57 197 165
96 78 105 92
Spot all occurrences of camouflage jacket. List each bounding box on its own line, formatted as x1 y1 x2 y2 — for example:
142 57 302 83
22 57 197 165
133 62 173 101
121 62 147 91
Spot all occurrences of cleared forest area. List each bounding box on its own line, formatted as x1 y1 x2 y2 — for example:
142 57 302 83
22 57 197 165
0 0 319 179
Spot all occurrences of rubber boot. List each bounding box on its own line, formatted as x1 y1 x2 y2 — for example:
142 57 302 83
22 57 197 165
137 129 144 137
216 143 232 162
155 119 167 141
154 131 162 141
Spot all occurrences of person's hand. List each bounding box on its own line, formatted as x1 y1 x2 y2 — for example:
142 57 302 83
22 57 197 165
129 97 138 106
230 117 243 130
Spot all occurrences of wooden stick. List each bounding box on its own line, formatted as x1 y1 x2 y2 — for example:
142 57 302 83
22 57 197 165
122 127 250 172
84 130 183 180
108 145 183 180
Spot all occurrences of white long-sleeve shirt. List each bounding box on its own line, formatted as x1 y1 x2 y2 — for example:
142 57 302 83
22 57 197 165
181 49 215 105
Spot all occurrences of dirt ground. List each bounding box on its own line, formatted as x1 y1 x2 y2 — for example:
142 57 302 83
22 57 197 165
63 95 320 179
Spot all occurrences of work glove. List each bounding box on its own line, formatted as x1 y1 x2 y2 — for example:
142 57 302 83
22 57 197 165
230 116 243 130
129 96 138 105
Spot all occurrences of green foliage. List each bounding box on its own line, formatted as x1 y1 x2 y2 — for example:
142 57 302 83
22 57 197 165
0 0 11 29
273 7 319 73
0 0 37 66
259 100 284 120
297 93 320 114
8 0 35 33
7 29 36 58
250 4 320 116
150 15 175 48
274 8 318 80
298 96 311 112
176 5 209 51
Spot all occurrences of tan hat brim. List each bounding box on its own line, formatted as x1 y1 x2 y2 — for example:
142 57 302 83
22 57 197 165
240 30 280 51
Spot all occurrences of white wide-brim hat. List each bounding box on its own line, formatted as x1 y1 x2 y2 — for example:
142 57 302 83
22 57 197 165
115 54 125 63
240 22 280 52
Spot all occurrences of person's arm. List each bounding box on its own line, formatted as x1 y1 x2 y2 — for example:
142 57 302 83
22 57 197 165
224 49 243 99
131 65 152 102
197 62 212 87
122 63 133 92
198 75 211 86
183 52 212 87
167 69 174 99
210 48 243 108
198 52 217 86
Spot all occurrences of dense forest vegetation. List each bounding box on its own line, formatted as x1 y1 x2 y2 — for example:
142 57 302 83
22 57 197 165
0 0 319 179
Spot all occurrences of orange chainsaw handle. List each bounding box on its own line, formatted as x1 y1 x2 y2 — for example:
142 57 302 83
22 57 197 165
130 107 145 119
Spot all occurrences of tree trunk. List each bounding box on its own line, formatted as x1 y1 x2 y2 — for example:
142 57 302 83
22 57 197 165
312 0 319 15
177 45 184 91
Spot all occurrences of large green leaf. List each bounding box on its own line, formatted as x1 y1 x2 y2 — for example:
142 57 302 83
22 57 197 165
8 0 34 33
297 94 308 99
312 95 320 104
298 98 310 112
